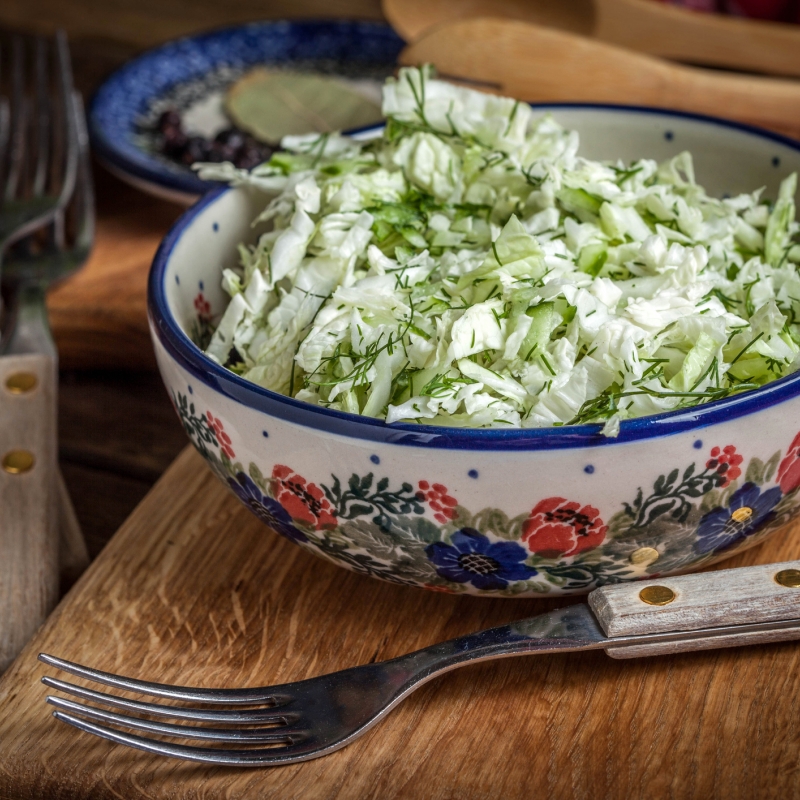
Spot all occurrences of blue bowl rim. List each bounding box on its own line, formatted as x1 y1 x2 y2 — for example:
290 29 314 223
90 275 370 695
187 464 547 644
88 19 404 198
149 103 800 451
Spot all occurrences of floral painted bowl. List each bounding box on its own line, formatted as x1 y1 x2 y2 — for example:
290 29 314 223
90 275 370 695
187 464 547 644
148 105 800 597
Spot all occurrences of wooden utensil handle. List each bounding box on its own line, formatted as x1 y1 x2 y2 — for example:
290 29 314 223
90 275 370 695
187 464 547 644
662 68 800 136
595 0 800 79
400 18 800 138
589 561 800 658
0 353 58 673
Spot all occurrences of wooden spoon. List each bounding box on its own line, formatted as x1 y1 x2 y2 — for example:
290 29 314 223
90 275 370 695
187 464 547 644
384 0 800 78
399 17 800 140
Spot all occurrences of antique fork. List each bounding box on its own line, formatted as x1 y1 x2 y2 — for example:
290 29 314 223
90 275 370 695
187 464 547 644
0 33 91 671
1 90 93 356
0 32 78 255
41 560 800 766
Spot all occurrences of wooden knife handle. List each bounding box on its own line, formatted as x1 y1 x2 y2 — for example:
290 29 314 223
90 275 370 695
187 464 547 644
0 354 58 673
589 561 800 659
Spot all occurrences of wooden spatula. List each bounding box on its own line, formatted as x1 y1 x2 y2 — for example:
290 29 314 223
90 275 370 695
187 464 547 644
385 0 800 78
399 17 800 139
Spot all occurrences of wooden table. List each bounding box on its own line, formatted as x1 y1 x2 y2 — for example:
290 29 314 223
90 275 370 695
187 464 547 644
1 3 800 797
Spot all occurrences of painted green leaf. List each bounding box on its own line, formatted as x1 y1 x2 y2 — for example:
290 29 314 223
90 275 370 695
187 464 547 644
745 456 767 486
764 450 782 484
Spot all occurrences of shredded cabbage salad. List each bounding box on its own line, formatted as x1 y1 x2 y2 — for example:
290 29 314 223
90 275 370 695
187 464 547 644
196 66 800 435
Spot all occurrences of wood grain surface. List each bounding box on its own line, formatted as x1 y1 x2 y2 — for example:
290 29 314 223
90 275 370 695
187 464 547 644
57 369 189 560
2 446 800 799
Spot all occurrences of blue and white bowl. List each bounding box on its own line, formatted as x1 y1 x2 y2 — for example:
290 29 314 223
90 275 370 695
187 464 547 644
90 20 403 204
149 106 800 597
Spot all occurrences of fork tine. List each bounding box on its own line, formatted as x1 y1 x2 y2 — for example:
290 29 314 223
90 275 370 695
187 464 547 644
51 712 314 766
46 696 307 743
0 31 81 255
41 676 297 724
4 35 26 204
39 653 287 704
52 30 77 210
0 97 9 178
63 91 94 251
32 37 49 197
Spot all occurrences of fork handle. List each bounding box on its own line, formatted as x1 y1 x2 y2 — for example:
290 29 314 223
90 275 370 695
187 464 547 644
0 352 58 672
589 560 800 659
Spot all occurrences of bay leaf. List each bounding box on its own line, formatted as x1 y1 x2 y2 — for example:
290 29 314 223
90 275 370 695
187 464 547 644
225 69 383 143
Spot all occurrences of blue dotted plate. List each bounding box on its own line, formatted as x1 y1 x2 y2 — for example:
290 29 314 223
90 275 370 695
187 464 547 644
89 20 404 204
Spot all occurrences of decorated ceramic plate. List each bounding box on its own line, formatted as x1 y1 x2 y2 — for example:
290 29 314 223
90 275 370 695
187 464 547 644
89 20 404 204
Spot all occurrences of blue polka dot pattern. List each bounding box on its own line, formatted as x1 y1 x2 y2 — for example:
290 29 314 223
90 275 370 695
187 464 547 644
773 156 781 167
664 131 674 141
213 222 219 232
694 440 703 449
370 454 380 464
584 465 595 474
468 469 479 479
262 430 269 438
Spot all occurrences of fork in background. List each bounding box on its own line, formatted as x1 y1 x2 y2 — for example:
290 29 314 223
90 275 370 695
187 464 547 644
2 86 93 356
0 32 90 672
0 32 78 257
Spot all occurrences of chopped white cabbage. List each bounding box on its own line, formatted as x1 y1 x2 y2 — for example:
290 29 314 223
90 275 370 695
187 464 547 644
196 66 800 434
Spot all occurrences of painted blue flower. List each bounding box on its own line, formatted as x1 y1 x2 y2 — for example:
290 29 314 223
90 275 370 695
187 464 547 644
228 472 308 544
695 482 781 555
426 528 537 591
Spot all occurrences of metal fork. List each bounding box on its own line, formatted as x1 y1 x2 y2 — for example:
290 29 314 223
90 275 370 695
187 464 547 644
0 32 91 671
0 32 78 256
1 88 93 356
39 560 800 766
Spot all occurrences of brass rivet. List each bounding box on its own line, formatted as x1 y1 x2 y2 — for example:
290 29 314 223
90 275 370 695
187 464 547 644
629 547 660 566
775 569 800 589
639 585 675 606
2 450 35 474
5 372 37 394
731 506 753 524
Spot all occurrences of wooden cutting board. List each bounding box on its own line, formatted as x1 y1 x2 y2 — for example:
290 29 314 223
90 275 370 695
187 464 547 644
1 445 800 799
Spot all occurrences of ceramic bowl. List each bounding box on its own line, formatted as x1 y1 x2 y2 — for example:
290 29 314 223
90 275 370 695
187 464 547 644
149 105 800 597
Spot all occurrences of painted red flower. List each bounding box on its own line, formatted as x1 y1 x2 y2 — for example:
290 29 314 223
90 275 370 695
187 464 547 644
206 411 235 459
706 445 744 488
271 465 337 530
194 292 211 319
416 480 458 524
521 497 607 558
778 432 800 495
